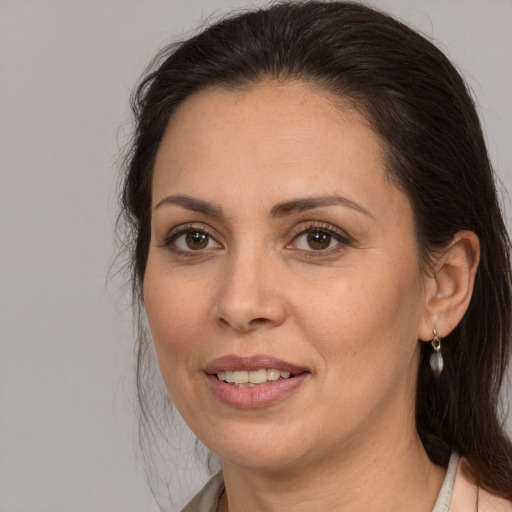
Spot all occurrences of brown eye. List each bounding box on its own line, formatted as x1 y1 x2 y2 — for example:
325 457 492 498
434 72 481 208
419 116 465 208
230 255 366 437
169 229 221 253
185 231 209 250
307 231 331 250
289 226 351 254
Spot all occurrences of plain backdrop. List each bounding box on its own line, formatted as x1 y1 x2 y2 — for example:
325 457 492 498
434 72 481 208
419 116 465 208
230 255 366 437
1 0 511 511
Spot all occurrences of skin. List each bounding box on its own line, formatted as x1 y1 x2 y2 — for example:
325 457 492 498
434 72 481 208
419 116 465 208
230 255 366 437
144 81 479 511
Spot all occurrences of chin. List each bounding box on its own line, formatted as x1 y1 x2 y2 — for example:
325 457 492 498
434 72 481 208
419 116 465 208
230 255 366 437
198 420 317 471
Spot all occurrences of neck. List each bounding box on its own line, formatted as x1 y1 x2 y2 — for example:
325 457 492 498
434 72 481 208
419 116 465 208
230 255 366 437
219 418 445 512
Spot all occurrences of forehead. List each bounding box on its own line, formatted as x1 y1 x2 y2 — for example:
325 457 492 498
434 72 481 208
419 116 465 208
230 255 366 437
151 81 395 216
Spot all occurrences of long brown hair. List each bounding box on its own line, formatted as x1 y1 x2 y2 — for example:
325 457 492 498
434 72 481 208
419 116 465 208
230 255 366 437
120 1 512 498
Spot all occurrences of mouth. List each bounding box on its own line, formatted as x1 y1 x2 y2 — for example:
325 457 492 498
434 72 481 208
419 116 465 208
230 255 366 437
204 355 310 408
215 368 297 387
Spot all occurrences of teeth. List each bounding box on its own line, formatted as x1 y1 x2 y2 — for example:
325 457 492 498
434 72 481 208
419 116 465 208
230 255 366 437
267 369 280 381
248 369 268 384
216 368 296 384
233 371 248 384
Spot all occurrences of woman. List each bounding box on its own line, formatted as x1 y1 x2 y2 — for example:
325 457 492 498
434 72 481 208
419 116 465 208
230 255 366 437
120 1 512 510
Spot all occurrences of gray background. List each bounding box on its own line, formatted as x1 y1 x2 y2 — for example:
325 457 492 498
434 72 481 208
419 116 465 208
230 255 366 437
1 0 511 511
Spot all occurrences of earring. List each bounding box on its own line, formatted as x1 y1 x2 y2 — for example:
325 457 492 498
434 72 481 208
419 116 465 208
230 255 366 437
429 328 443 377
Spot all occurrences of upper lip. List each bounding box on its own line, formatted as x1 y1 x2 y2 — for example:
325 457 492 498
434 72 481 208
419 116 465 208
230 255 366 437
204 354 309 374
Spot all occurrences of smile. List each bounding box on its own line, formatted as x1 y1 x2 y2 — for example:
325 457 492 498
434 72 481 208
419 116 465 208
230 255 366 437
205 355 310 408
216 368 293 386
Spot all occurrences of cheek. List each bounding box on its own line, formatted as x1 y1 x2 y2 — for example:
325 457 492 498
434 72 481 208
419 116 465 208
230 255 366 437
292 260 423 369
143 266 211 371
143 265 220 425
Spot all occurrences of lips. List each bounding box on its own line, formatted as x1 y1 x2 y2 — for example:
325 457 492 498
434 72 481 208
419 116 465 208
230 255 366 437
204 355 310 408
205 354 308 374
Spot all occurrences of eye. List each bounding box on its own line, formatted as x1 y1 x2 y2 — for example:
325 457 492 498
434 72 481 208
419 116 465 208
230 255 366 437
297 231 335 250
293 230 338 251
288 225 351 253
165 227 221 253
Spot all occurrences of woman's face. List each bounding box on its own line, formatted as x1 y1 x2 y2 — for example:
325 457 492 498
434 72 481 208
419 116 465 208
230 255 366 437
144 81 431 470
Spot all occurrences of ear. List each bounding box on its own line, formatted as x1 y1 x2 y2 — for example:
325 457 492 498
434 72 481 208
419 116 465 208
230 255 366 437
418 230 480 341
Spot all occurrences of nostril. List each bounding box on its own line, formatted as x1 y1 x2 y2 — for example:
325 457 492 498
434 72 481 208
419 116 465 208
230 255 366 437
249 318 270 325
215 315 273 332
217 317 230 328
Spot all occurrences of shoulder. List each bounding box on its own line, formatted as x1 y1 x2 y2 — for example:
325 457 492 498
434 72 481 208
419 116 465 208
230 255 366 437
181 472 225 512
450 458 512 512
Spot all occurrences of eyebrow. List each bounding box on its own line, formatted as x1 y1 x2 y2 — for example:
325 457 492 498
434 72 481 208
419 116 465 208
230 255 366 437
153 194 372 219
270 196 373 218
154 195 223 217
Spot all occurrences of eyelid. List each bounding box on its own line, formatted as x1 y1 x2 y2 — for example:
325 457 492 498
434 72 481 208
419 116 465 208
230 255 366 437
289 222 351 242
159 223 222 252
286 222 353 254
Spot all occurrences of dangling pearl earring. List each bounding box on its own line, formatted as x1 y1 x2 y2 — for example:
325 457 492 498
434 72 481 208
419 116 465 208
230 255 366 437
429 328 443 377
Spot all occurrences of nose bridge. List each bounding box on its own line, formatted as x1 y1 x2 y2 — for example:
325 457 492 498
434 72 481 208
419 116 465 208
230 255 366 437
214 239 285 331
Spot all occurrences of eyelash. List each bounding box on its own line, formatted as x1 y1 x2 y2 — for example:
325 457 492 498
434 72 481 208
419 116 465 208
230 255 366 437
161 224 221 257
287 223 352 257
161 222 352 257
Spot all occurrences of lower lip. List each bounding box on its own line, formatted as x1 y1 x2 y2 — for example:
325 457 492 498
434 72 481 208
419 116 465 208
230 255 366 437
206 373 310 408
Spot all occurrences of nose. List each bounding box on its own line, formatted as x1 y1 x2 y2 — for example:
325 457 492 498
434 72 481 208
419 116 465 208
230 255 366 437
214 251 287 333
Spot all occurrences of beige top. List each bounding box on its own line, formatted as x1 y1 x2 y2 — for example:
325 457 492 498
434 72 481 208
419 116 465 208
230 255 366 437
182 453 512 512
